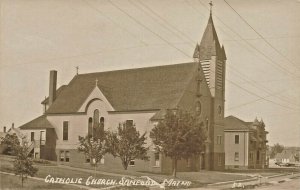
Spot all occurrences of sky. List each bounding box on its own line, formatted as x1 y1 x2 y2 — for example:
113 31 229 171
0 0 300 147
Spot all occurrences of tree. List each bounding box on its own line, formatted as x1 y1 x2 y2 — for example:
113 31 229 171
78 135 107 167
13 144 38 187
150 109 206 177
0 133 20 155
106 122 149 170
270 143 284 158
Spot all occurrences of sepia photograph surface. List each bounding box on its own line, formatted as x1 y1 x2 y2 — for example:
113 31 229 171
0 0 299 189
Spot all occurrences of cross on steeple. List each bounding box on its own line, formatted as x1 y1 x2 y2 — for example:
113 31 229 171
209 1 213 15
76 66 79 75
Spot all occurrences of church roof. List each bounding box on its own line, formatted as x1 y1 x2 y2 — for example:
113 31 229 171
193 13 225 61
19 115 54 130
46 62 198 114
41 85 67 104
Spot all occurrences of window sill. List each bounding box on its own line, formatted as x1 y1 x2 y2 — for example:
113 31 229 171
152 166 160 168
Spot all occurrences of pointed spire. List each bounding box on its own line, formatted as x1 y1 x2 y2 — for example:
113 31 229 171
253 117 260 126
193 4 222 61
260 118 265 126
193 43 200 60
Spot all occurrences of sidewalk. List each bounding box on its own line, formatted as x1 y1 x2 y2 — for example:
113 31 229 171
203 172 300 190
56 164 135 178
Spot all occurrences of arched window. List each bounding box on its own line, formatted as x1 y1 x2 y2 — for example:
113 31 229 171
93 109 100 127
218 105 222 116
206 117 209 132
100 117 105 135
100 117 104 127
195 101 201 115
88 117 93 137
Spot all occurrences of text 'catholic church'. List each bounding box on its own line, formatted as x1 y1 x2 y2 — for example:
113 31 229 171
19 9 227 173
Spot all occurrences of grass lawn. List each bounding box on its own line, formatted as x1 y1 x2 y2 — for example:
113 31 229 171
0 173 81 190
2 155 288 189
0 157 121 189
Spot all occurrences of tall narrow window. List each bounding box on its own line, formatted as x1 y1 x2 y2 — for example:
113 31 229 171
93 109 100 127
154 152 160 167
249 152 253 162
60 151 65 162
195 101 201 115
88 117 93 137
217 135 222 145
31 132 34 142
206 117 209 132
234 135 239 144
187 158 191 167
65 151 70 162
40 131 46 145
63 121 69 140
218 154 222 166
100 117 104 130
35 152 39 159
218 105 222 116
100 117 104 124
234 152 239 161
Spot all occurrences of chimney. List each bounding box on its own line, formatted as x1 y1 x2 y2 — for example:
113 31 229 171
12 123 14 129
3 126 6 133
49 70 57 106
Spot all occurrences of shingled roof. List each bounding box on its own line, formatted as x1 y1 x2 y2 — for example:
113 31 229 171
46 62 198 114
224 115 251 131
19 115 54 130
41 85 67 104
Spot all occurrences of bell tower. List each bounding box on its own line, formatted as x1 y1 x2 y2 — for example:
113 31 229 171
193 1 227 170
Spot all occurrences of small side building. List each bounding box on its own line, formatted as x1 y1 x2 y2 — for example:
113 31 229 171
224 116 268 169
275 148 300 164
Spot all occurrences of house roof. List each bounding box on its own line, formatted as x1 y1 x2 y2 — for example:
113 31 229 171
7 127 26 139
19 115 54 130
46 62 198 114
275 149 299 160
224 115 251 131
0 132 6 139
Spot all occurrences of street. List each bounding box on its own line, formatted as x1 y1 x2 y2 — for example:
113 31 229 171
258 178 300 190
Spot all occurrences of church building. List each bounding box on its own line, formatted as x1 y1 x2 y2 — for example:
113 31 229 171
19 10 227 173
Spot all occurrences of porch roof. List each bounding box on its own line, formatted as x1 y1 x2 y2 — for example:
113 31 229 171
19 115 54 130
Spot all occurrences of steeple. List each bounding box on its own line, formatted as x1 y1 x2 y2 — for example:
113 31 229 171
193 4 223 61
192 2 227 97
